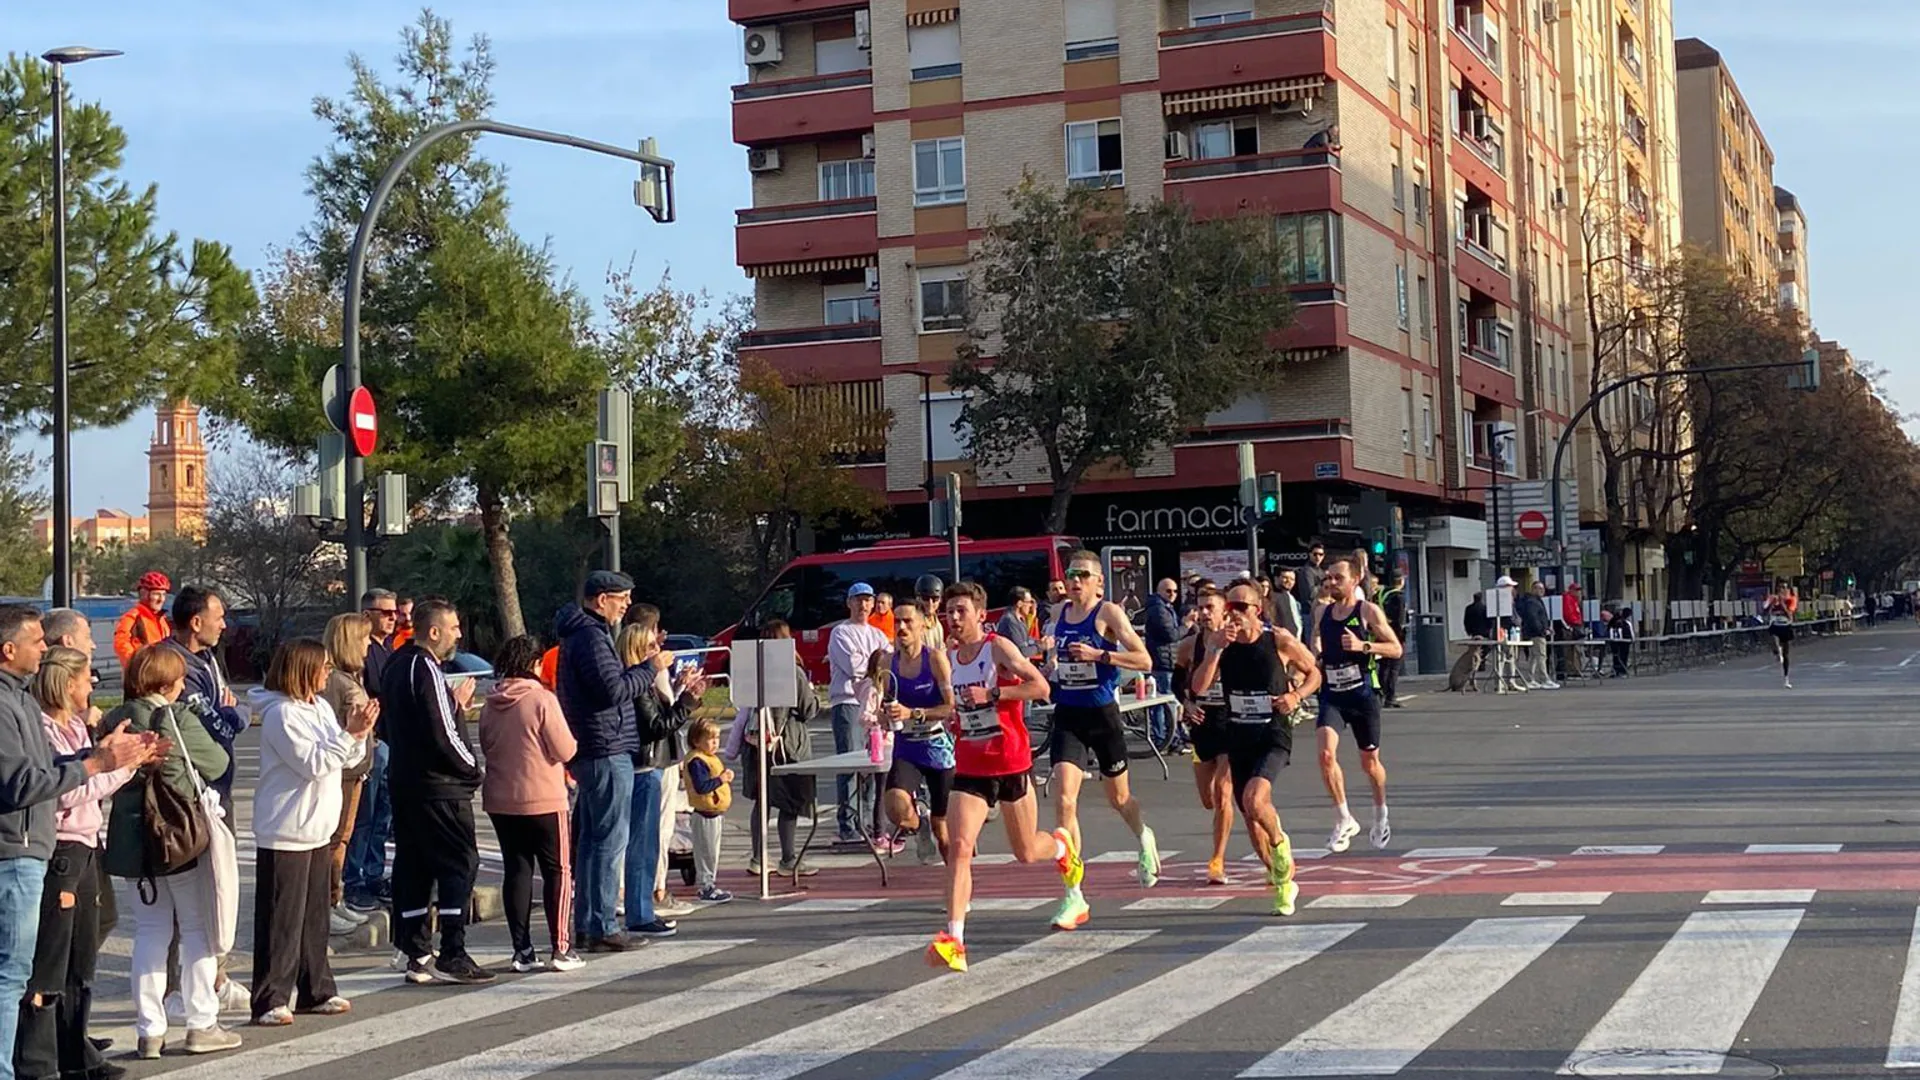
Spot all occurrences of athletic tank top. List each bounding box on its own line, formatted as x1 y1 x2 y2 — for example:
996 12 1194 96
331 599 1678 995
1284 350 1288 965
1182 632 1229 726
1766 597 1793 627
1219 632 1289 742
1319 602 1376 699
948 635 1031 778
890 649 955 771
1049 604 1118 707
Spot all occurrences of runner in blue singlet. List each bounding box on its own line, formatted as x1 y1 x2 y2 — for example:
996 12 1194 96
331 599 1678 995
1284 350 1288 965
880 602 957 864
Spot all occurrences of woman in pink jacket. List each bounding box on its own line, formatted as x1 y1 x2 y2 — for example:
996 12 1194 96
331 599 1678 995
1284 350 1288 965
478 636 580 974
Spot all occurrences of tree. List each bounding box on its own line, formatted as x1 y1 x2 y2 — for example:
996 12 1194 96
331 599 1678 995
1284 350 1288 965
0 55 254 430
201 449 335 662
950 179 1295 532
82 535 217 598
0 442 47 595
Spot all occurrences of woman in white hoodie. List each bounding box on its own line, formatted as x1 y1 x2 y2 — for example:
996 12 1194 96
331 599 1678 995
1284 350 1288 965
249 639 376 1026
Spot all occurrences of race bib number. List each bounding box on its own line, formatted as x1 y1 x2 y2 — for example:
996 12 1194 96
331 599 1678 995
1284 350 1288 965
1198 683 1225 707
1770 615 1791 627
1056 660 1097 687
956 704 1001 740
1326 663 1364 694
1228 692 1272 725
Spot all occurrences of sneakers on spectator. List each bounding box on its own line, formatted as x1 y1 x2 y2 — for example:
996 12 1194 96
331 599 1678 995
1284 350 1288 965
511 949 541 973
431 953 496 985
548 949 586 972
183 1025 242 1054
655 894 696 918
630 918 677 938
586 933 633 953
329 909 360 936
777 858 819 877
698 884 734 904
403 955 434 984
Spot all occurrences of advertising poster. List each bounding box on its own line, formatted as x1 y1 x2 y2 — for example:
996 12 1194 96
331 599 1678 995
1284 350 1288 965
1102 546 1151 617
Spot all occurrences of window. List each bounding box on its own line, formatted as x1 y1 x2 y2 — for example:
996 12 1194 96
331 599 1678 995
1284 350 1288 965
814 35 869 76
1395 265 1409 328
1388 17 1401 84
1417 275 1431 339
913 137 966 205
908 23 962 80
1194 117 1258 160
818 158 875 201
1402 389 1414 451
1421 396 1435 454
1272 212 1343 285
924 392 972 460
1188 0 1254 26
1064 0 1119 59
823 281 878 325
917 266 968 332
1412 169 1427 224
1066 119 1124 188
1392 161 1405 209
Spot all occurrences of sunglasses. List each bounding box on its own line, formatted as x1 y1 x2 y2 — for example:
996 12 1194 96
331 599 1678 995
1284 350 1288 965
1065 568 1096 581
1226 600 1261 614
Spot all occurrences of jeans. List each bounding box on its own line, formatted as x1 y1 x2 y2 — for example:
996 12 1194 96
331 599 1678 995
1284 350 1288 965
829 703 870 839
0 857 47 1080
1148 670 1174 745
17 843 105 1080
568 755 632 942
624 769 662 929
344 740 391 895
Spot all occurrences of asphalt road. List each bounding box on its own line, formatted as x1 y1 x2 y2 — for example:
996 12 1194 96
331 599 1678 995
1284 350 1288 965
92 622 1920 1079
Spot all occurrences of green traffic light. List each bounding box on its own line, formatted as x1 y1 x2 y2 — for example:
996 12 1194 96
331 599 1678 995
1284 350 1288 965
1260 496 1279 514
1371 541 1386 556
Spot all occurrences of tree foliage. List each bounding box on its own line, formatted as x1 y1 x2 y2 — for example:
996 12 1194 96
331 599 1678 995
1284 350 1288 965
951 179 1295 532
0 55 254 431
0 442 48 595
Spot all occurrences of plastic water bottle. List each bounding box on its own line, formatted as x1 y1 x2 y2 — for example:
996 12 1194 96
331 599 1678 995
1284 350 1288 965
868 725 885 763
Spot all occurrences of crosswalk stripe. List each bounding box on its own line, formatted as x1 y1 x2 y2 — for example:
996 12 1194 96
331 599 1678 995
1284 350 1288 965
933 924 1362 1080
1502 892 1611 907
654 931 1151 1080
1403 846 1496 857
1243 916 1582 1077
1887 908 1920 1068
778 899 884 913
1123 896 1229 911
1703 889 1815 904
163 939 748 1080
1744 843 1842 854
1571 845 1664 855
967 898 1051 912
406 935 923 1080
1087 849 1180 863
974 853 1018 865
1305 895 1414 909
1558 907 1802 1076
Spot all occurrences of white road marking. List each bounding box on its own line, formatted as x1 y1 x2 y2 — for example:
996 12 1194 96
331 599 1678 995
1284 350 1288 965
163 939 747 1080
1902 651 1920 668
1404 846 1498 858
966 898 1051 912
1571 845 1665 856
1089 848 1180 863
934 924 1362 1080
1502 892 1612 907
972 853 1018 865
656 931 1151 1080
1703 889 1817 904
1244 916 1581 1077
1744 843 1842 854
1885 908 1920 1068
407 936 923 1080
1123 896 1230 911
1306 895 1416 909
1560 908 1802 1076
778 899 885 913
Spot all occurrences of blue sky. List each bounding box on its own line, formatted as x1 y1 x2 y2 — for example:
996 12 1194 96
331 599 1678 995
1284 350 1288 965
13 0 1914 515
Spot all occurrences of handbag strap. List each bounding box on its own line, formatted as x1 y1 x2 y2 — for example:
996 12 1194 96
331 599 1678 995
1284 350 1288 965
158 704 208 799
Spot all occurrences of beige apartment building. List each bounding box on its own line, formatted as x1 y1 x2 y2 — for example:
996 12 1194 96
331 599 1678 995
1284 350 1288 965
1775 185 1809 321
729 0 1655 619
1674 37 1778 294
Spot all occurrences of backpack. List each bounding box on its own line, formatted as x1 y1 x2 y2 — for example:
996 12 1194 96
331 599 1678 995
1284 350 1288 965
682 750 733 818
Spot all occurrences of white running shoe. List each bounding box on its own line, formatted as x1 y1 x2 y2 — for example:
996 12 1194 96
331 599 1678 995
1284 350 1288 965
1327 818 1361 853
1784 678 1793 689
216 978 250 1014
1370 812 1392 850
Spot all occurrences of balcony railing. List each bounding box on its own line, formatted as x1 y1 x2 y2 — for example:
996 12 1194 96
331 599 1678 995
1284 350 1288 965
736 196 876 225
1451 22 1501 74
1164 147 1338 181
1459 130 1505 173
732 68 873 101
1619 46 1643 80
1460 236 1509 273
1466 343 1511 372
1159 9 1333 49
740 320 880 349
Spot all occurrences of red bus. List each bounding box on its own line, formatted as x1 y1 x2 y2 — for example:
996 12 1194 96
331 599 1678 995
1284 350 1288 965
714 535 1080 683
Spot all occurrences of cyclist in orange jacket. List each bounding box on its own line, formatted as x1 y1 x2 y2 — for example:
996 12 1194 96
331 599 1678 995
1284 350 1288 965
112 571 172 668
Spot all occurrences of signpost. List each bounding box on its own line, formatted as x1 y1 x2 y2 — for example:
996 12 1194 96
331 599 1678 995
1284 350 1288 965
1516 510 1548 543
347 387 378 457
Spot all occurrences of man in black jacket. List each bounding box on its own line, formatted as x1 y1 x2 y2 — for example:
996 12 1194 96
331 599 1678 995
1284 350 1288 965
1143 580 1182 751
379 598 490 985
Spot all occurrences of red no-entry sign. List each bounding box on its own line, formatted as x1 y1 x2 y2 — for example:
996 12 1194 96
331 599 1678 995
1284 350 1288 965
348 386 378 457
1516 509 1549 542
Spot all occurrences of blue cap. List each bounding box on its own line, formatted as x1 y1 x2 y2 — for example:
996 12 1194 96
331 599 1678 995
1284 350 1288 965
846 582 875 601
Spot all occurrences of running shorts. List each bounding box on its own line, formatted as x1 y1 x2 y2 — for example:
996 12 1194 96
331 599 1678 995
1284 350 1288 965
951 771 1030 809
884 757 955 818
1770 623 1794 643
1048 702 1129 777
1224 727 1289 804
1317 692 1383 751
1189 721 1230 763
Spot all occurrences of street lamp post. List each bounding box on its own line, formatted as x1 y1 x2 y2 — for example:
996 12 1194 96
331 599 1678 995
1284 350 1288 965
338 120 675 605
41 45 122 607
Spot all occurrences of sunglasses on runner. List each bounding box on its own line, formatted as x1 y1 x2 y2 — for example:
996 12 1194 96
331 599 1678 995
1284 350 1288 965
1065 568 1097 581
1226 600 1261 615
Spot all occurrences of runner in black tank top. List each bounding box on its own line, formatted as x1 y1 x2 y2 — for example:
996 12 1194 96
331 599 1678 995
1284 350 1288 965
1191 582 1322 916
1313 558 1404 854
1173 585 1235 885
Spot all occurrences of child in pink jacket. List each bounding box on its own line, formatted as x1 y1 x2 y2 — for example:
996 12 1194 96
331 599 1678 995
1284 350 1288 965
478 637 580 973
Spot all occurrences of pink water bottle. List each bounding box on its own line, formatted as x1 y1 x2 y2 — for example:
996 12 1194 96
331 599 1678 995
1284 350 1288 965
868 726 885 763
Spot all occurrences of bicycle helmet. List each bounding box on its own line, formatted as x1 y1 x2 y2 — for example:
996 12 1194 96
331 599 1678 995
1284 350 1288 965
914 573 944 599
137 571 171 593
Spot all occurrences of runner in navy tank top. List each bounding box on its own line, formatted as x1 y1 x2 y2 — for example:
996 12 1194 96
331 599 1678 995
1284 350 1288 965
1174 585 1236 885
880 603 956 864
1313 557 1404 854
1042 550 1162 933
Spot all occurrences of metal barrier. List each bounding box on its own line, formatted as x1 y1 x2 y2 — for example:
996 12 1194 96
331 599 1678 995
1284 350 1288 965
1454 618 1844 687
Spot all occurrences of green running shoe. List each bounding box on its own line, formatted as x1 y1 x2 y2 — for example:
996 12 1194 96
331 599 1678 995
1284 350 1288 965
1051 891 1090 931
1137 825 1163 888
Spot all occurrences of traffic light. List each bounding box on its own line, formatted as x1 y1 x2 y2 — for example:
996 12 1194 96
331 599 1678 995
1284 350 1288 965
929 472 962 537
1369 527 1389 558
1256 472 1282 519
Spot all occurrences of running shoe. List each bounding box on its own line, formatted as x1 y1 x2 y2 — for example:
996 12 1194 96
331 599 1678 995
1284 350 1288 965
1269 835 1298 917
915 828 940 865
698 884 735 905
431 953 496 985
1050 892 1091 931
1784 678 1793 689
511 949 541 973
926 932 968 973
1053 827 1084 891
403 955 434 985
1370 810 1392 850
548 950 586 972
1206 857 1229 886
1137 825 1163 888
1327 817 1360 853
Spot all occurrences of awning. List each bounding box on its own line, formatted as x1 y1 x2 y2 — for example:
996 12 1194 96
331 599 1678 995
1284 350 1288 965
1163 76 1326 116
906 7 958 27
744 254 878 279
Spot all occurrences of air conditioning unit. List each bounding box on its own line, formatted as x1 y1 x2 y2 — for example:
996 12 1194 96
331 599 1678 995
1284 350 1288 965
1164 130 1192 161
864 266 881 292
743 26 783 65
747 147 783 173
1541 0 1558 23
861 131 876 159
854 9 872 49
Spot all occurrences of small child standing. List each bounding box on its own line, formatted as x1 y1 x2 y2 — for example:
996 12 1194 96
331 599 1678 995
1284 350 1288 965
682 718 735 904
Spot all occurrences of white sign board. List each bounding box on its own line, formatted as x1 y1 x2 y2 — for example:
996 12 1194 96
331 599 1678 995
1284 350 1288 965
729 638 801 711
1181 549 1253 584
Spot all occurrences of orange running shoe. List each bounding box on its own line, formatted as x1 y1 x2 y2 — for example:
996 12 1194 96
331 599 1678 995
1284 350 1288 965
1053 828 1084 890
925 932 968 973
1207 857 1229 885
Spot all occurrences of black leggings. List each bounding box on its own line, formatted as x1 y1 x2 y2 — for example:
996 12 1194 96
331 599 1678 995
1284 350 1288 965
488 812 571 956
750 804 798 865
1774 631 1793 677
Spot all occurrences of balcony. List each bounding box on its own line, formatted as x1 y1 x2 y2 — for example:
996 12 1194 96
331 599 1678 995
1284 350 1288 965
739 321 882 381
1157 11 1334 95
1456 239 1512 306
1164 148 1340 217
732 69 874 145
736 196 877 269
1448 16 1502 101
729 0 865 20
